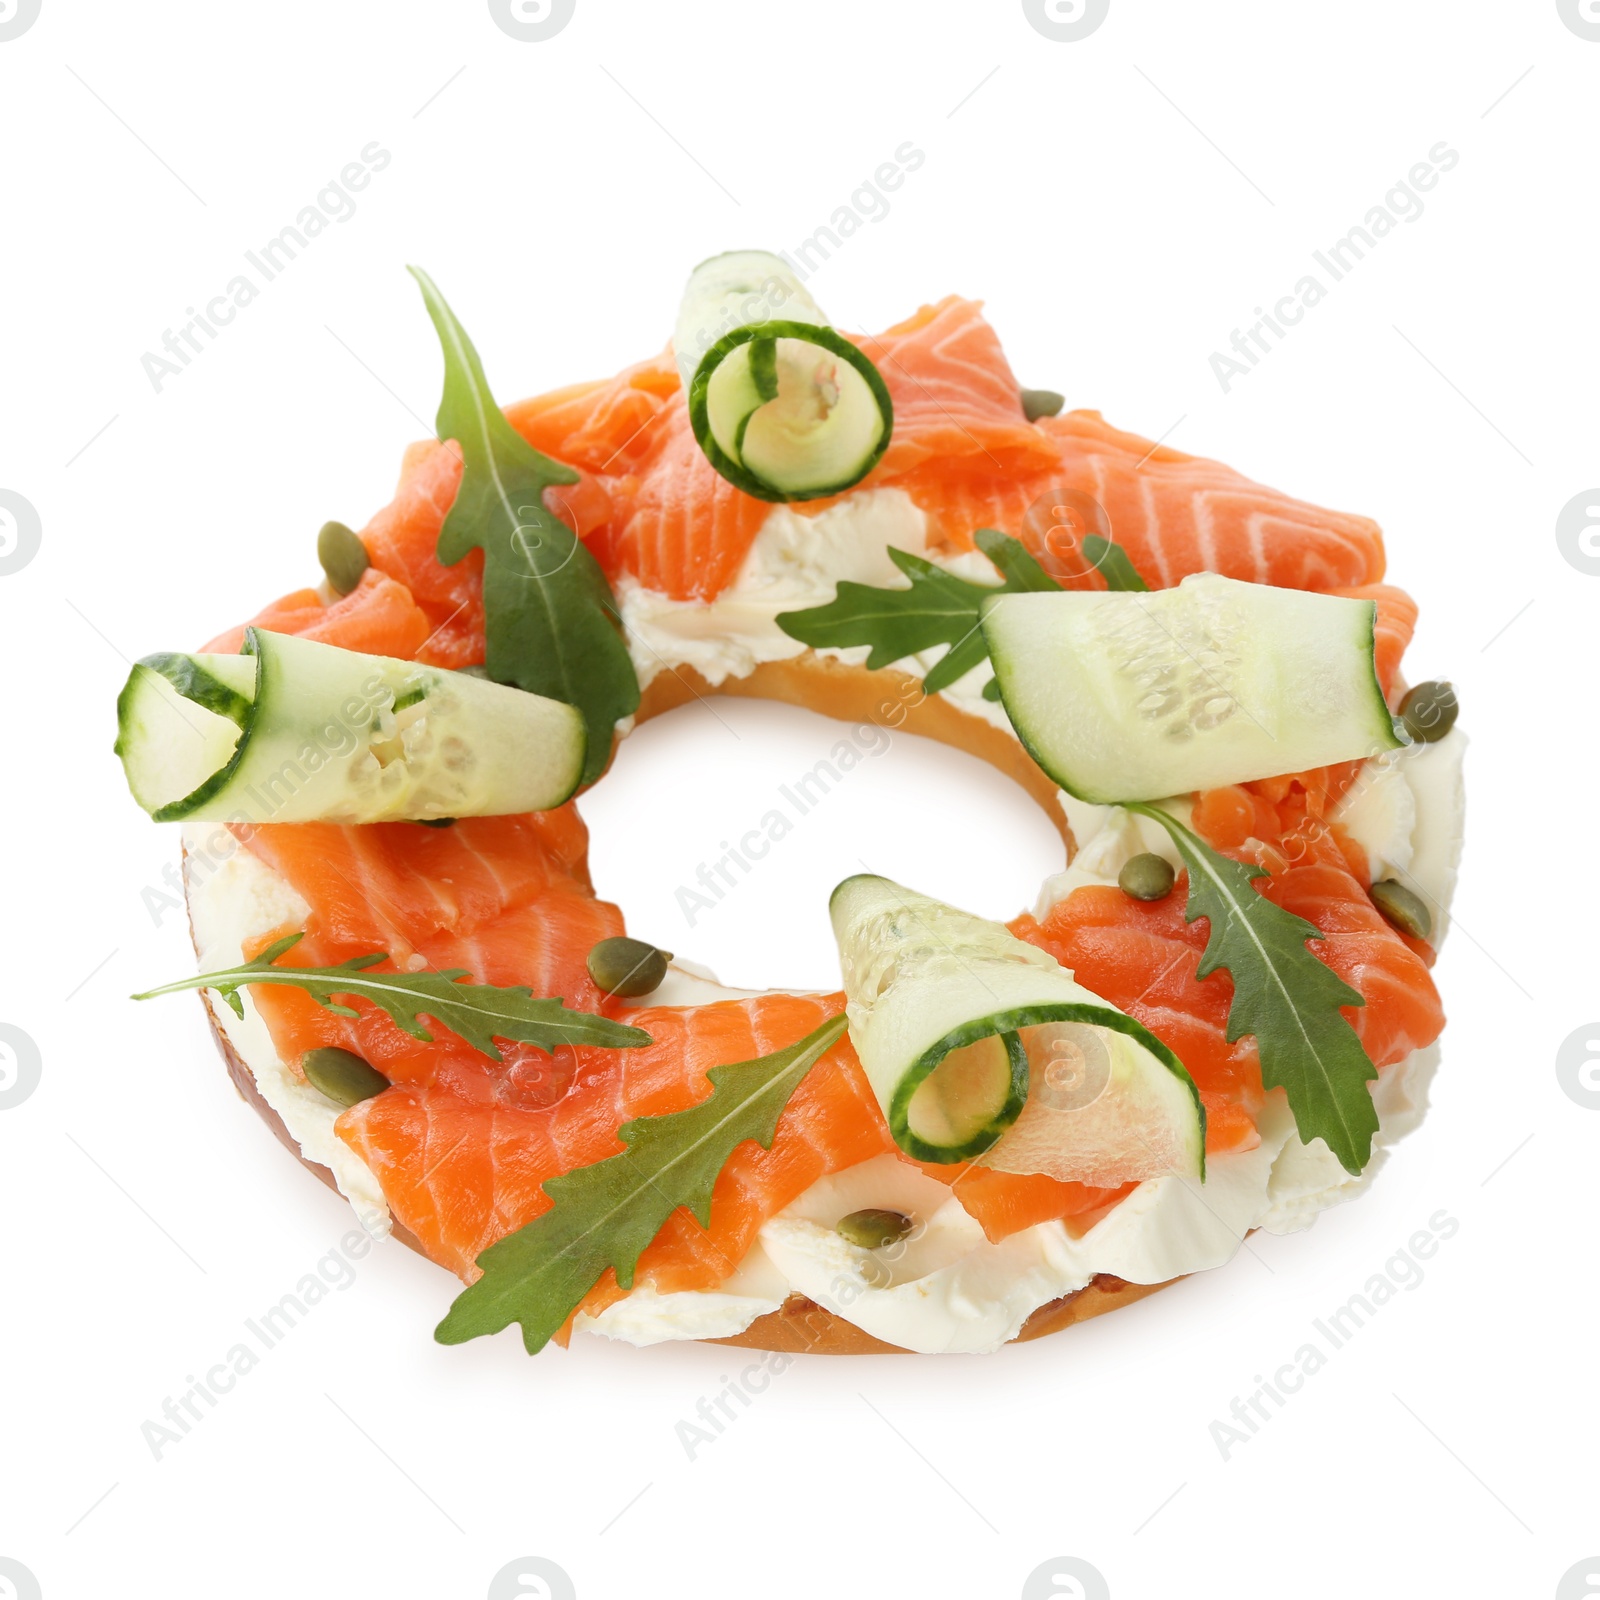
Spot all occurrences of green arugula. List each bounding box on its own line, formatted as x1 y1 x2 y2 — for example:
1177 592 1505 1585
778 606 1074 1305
436 1014 848 1353
411 267 639 786
1126 804 1379 1175
132 932 652 1061
1081 533 1148 593
776 527 1144 697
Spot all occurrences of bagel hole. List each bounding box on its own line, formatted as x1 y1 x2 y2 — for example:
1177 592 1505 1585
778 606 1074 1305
582 697 1065 992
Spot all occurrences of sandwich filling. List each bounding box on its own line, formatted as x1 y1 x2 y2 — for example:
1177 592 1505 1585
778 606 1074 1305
184 486 1463 1355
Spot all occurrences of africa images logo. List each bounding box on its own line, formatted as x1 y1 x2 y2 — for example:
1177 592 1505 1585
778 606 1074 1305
1556 1023 1600 1109
1021 1556 1110 1599
0 489 41 576
0 1023 42 1110
488 0 575 42
0 1559 41 1600
487 1557 576 1598
1555 490 1600 576
1022 0 1109 43
1557 0 1600 42
0 0 41 42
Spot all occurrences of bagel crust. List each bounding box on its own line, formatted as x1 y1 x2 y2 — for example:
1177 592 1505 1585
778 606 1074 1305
710 1278 1177 1355
189 650 1192 1355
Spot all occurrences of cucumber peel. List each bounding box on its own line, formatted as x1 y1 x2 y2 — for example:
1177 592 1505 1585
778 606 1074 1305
830 874 1204 1178
115 627 585 824
982 574 1402 804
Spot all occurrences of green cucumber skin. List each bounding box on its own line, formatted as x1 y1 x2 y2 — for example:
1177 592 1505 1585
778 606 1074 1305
135 653 254 726
127 651 266 823
114 652 262 819
890 1004 1205 1172
121 628 586 824
892 1029 1029 1165
1358 598 1396 746
747 335 779 402
687 320 894 504
830 872 1206 1174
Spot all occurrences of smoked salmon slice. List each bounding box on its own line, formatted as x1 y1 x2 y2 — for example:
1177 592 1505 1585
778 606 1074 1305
239 811 596 956
334 994 889 1292
218 298 1395 628
1011 807 1445 1160
1017 410 1386 591
202 568 432 659
855 297 1061 480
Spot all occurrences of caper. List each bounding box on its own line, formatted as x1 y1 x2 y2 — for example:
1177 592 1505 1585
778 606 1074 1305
416 817 456 828
302 1047 390 1107
586 936 673 998
836 1208 914 1250
1397 680 1458 744
1119 852 1176 902
1020 387 1065 421
1370 879 1433 942
317 520 369 596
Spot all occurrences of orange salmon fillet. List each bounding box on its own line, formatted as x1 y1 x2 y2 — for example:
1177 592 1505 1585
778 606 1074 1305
1011 799 1445 1160
202 568 432 658
333 994 891 1296
217 299 1393 628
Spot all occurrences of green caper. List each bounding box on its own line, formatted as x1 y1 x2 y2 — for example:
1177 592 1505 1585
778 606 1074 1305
302 1047 390 1107
1397 680 1458 744
317 520 369 596
1020 387 1065 421
586 936 673 998
1370 879 1433 942
836 1208 914 1250
1119 852 1176 902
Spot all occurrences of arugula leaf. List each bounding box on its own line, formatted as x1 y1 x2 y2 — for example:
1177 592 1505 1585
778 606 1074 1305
1126 804 1379 1174
132 932 652 1061
1082 533 1149 592
776 529 1054 693
436 1013 848 1353
410 268 639 785
776 528 1145 694
973 525 1062 592
776 547 997 693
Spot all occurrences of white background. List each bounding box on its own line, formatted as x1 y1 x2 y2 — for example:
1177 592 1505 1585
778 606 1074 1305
2 2 1596 1597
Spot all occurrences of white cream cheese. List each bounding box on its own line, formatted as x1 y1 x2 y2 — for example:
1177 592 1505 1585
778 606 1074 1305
183 824 392 1236
618 486 1017 736
1033 794 1197 916
1333 728 1466 942
617 489 921 690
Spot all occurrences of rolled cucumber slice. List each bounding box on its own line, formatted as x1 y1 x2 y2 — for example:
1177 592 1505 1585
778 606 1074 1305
982 574 1402 805
830 874 1204 1178
115 628 584 824
673 250 893 503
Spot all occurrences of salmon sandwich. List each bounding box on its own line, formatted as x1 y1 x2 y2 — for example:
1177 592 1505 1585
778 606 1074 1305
118 252 1463 1356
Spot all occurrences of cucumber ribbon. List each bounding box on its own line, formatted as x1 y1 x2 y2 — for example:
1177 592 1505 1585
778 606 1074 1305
114 628 585 824
830 874 1205 1181
673 250 893 503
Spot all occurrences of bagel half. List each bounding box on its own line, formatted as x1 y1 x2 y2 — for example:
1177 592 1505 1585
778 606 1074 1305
193 649 1186 1354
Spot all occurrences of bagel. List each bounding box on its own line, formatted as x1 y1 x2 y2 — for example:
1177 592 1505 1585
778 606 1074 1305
138 266 1463 1359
